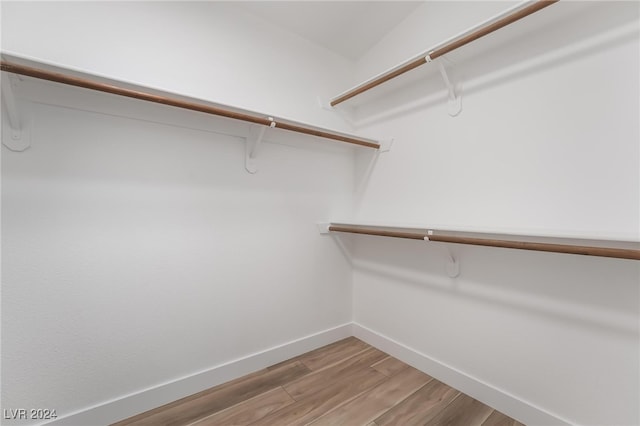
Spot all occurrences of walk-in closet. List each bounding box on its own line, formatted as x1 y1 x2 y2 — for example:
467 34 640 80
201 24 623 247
1 1 638 425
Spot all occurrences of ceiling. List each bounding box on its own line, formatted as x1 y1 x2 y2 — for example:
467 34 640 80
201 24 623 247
237 1 423 61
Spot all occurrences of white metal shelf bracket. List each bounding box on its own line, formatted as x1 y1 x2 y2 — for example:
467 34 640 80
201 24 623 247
319 98 393 154
379 138 394 153
317 96 356 128
426 55 462 117
445 250 460 278
317 222 330 234
425 230 460 278
245 117 275 174
2 73 31 151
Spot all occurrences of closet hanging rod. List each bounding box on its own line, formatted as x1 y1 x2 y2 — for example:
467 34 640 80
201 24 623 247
330 0 558 107
327 225 640 260
0 61 380 149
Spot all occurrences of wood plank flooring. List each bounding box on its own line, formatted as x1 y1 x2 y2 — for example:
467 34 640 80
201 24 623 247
113 337 525 426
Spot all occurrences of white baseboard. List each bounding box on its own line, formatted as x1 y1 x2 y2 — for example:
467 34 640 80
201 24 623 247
46 323 352 426
352 322 569 426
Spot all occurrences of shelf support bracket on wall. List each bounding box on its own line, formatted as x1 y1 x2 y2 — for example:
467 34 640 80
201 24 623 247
245 117 275 174
379 138 393 153
425 230 460 278
1 73 31 151
427 55 462 117
317 96 357 128
317 222 330 234
318 97 393 154
445 250 460 278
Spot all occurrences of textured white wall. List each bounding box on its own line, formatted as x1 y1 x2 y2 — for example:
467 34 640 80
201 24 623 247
1 92 355 425
1 2 356 424
1 1 354 129
351 1 639 425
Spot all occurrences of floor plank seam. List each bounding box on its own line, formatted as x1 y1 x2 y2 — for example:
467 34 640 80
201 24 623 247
300 377 388 426
378 376 436 417
280 384 298 402
306 366 432 426
480 408 496 425
304 346 375 375
266 337 361 372
434 390 463 415
422 391 467 426
281 347 386 402
299 359 313 372
180 393 249 426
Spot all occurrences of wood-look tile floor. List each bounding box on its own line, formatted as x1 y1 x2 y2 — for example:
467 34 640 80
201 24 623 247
113 337 525 426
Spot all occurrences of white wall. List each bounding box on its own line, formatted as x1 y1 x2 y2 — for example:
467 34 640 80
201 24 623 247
351 1 639 425
1 2 357 424
0 1 354 130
